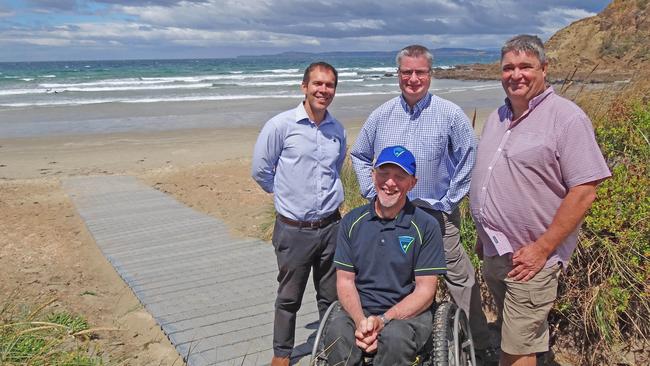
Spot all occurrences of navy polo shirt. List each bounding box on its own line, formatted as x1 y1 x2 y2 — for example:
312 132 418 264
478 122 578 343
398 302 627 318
334 199 446 314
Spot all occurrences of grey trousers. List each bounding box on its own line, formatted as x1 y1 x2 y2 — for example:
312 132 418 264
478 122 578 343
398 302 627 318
413 203 491 350
271 218 339 357
324 306 433 365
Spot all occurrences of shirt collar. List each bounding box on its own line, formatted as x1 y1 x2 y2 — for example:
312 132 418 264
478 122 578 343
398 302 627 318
295 102 333 126
369 197 416 228
399 93 432 117
504 86 554 116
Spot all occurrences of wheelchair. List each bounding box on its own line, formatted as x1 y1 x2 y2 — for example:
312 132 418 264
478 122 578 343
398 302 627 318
310 300 476 366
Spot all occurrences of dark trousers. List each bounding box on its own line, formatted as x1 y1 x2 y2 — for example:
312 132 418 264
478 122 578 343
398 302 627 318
272 218 339 357
324 306 433 365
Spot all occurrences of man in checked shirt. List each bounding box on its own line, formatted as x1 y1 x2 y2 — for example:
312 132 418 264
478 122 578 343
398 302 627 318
350 44 498 364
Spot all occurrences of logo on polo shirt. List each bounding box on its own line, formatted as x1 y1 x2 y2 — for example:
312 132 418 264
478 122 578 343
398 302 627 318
398 235 414 254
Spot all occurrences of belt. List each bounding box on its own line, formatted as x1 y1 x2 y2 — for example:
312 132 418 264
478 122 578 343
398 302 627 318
277 210 341 229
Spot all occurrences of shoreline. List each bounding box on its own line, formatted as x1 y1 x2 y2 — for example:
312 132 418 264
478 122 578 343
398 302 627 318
0 81 504 139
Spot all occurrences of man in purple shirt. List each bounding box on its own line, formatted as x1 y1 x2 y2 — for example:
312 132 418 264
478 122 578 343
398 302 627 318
469 35 611 366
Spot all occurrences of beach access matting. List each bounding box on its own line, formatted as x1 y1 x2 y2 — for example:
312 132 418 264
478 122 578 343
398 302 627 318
63 175 319 366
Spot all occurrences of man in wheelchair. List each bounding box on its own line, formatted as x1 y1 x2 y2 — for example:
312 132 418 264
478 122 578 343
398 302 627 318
325 145 447 365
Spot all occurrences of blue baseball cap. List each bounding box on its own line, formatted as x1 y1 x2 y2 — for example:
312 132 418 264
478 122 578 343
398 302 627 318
374 145 416 175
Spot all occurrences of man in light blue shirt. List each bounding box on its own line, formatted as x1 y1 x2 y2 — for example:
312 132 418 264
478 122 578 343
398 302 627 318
252 61 346 366
351 45 497 364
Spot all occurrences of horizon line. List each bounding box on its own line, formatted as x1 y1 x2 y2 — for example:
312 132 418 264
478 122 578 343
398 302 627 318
0 47 500 64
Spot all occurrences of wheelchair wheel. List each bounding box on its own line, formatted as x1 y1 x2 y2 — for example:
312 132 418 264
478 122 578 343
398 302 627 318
310 301 341 366
432 302 476 366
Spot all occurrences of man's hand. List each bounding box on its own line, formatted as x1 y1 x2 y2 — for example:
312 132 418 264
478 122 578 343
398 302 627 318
354 316 383 353
508 182 600 282
508 243 548 281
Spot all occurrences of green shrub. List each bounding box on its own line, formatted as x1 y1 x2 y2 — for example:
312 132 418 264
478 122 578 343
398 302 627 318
559 99 650 362
525 98 649 363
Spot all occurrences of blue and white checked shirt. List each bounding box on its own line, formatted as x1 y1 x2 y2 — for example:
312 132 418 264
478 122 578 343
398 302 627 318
351 93 477 214
252 102 347 221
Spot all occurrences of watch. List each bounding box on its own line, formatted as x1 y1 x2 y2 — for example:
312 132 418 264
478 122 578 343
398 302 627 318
378 313 391 326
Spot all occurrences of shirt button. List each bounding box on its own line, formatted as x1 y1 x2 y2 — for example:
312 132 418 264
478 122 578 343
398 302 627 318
381 239 385 243
497 148 502 152
488 166 492 170
482 187 486 190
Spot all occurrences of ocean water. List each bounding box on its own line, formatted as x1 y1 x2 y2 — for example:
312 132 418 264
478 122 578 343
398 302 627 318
0 52 501 109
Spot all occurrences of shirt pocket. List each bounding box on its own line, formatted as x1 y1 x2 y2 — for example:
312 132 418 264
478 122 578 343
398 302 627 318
320 131 343 164
505 132 550 160
416 134 447 161
504 132 556 173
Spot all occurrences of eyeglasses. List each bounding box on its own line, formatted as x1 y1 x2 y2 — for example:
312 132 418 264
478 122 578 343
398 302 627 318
398 69 431 79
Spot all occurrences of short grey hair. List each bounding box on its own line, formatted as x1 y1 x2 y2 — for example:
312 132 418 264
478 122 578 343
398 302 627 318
396 45 434 69
501 34 546 64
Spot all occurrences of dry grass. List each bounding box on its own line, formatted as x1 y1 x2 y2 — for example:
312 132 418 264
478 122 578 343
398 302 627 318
0 296 114 365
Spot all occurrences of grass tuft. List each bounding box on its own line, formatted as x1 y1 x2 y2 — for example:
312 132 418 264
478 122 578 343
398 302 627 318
1 298 105 365
47 312 90 335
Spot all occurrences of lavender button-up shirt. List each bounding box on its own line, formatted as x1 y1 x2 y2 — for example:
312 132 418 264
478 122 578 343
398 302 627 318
469 87 610 268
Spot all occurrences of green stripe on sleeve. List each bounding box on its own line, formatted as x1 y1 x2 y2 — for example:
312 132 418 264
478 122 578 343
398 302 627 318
414 267 447 272
334 260 354 268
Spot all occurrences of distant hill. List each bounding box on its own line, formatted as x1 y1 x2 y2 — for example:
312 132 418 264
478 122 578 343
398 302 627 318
237 48 497 59
545 0 649 82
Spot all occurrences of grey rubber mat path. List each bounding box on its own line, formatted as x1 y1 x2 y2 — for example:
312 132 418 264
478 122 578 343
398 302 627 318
63 175 318 366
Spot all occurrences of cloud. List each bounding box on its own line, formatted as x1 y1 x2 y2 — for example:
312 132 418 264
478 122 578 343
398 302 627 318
538 7 597 35
96 0 208 5
113 0 599 39
26 0 79 12
1 0 611 61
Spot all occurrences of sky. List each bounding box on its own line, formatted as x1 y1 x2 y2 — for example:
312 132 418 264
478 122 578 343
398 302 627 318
0 0 611 62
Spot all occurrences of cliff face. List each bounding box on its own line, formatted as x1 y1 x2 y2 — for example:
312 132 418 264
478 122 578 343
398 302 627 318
545 0 649 82
435 0 649 83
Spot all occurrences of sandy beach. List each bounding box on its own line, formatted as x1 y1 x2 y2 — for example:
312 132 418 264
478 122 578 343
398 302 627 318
0 90 502 364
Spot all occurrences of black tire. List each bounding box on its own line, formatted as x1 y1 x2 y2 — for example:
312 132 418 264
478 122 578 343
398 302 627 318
310 301 341 366
432 302 475 366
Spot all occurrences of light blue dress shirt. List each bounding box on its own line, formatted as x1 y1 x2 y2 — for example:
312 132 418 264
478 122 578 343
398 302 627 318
351 93 477 214
252 102 347 221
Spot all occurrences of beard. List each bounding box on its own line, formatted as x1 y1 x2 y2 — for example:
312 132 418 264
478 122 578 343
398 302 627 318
377 191 401 209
